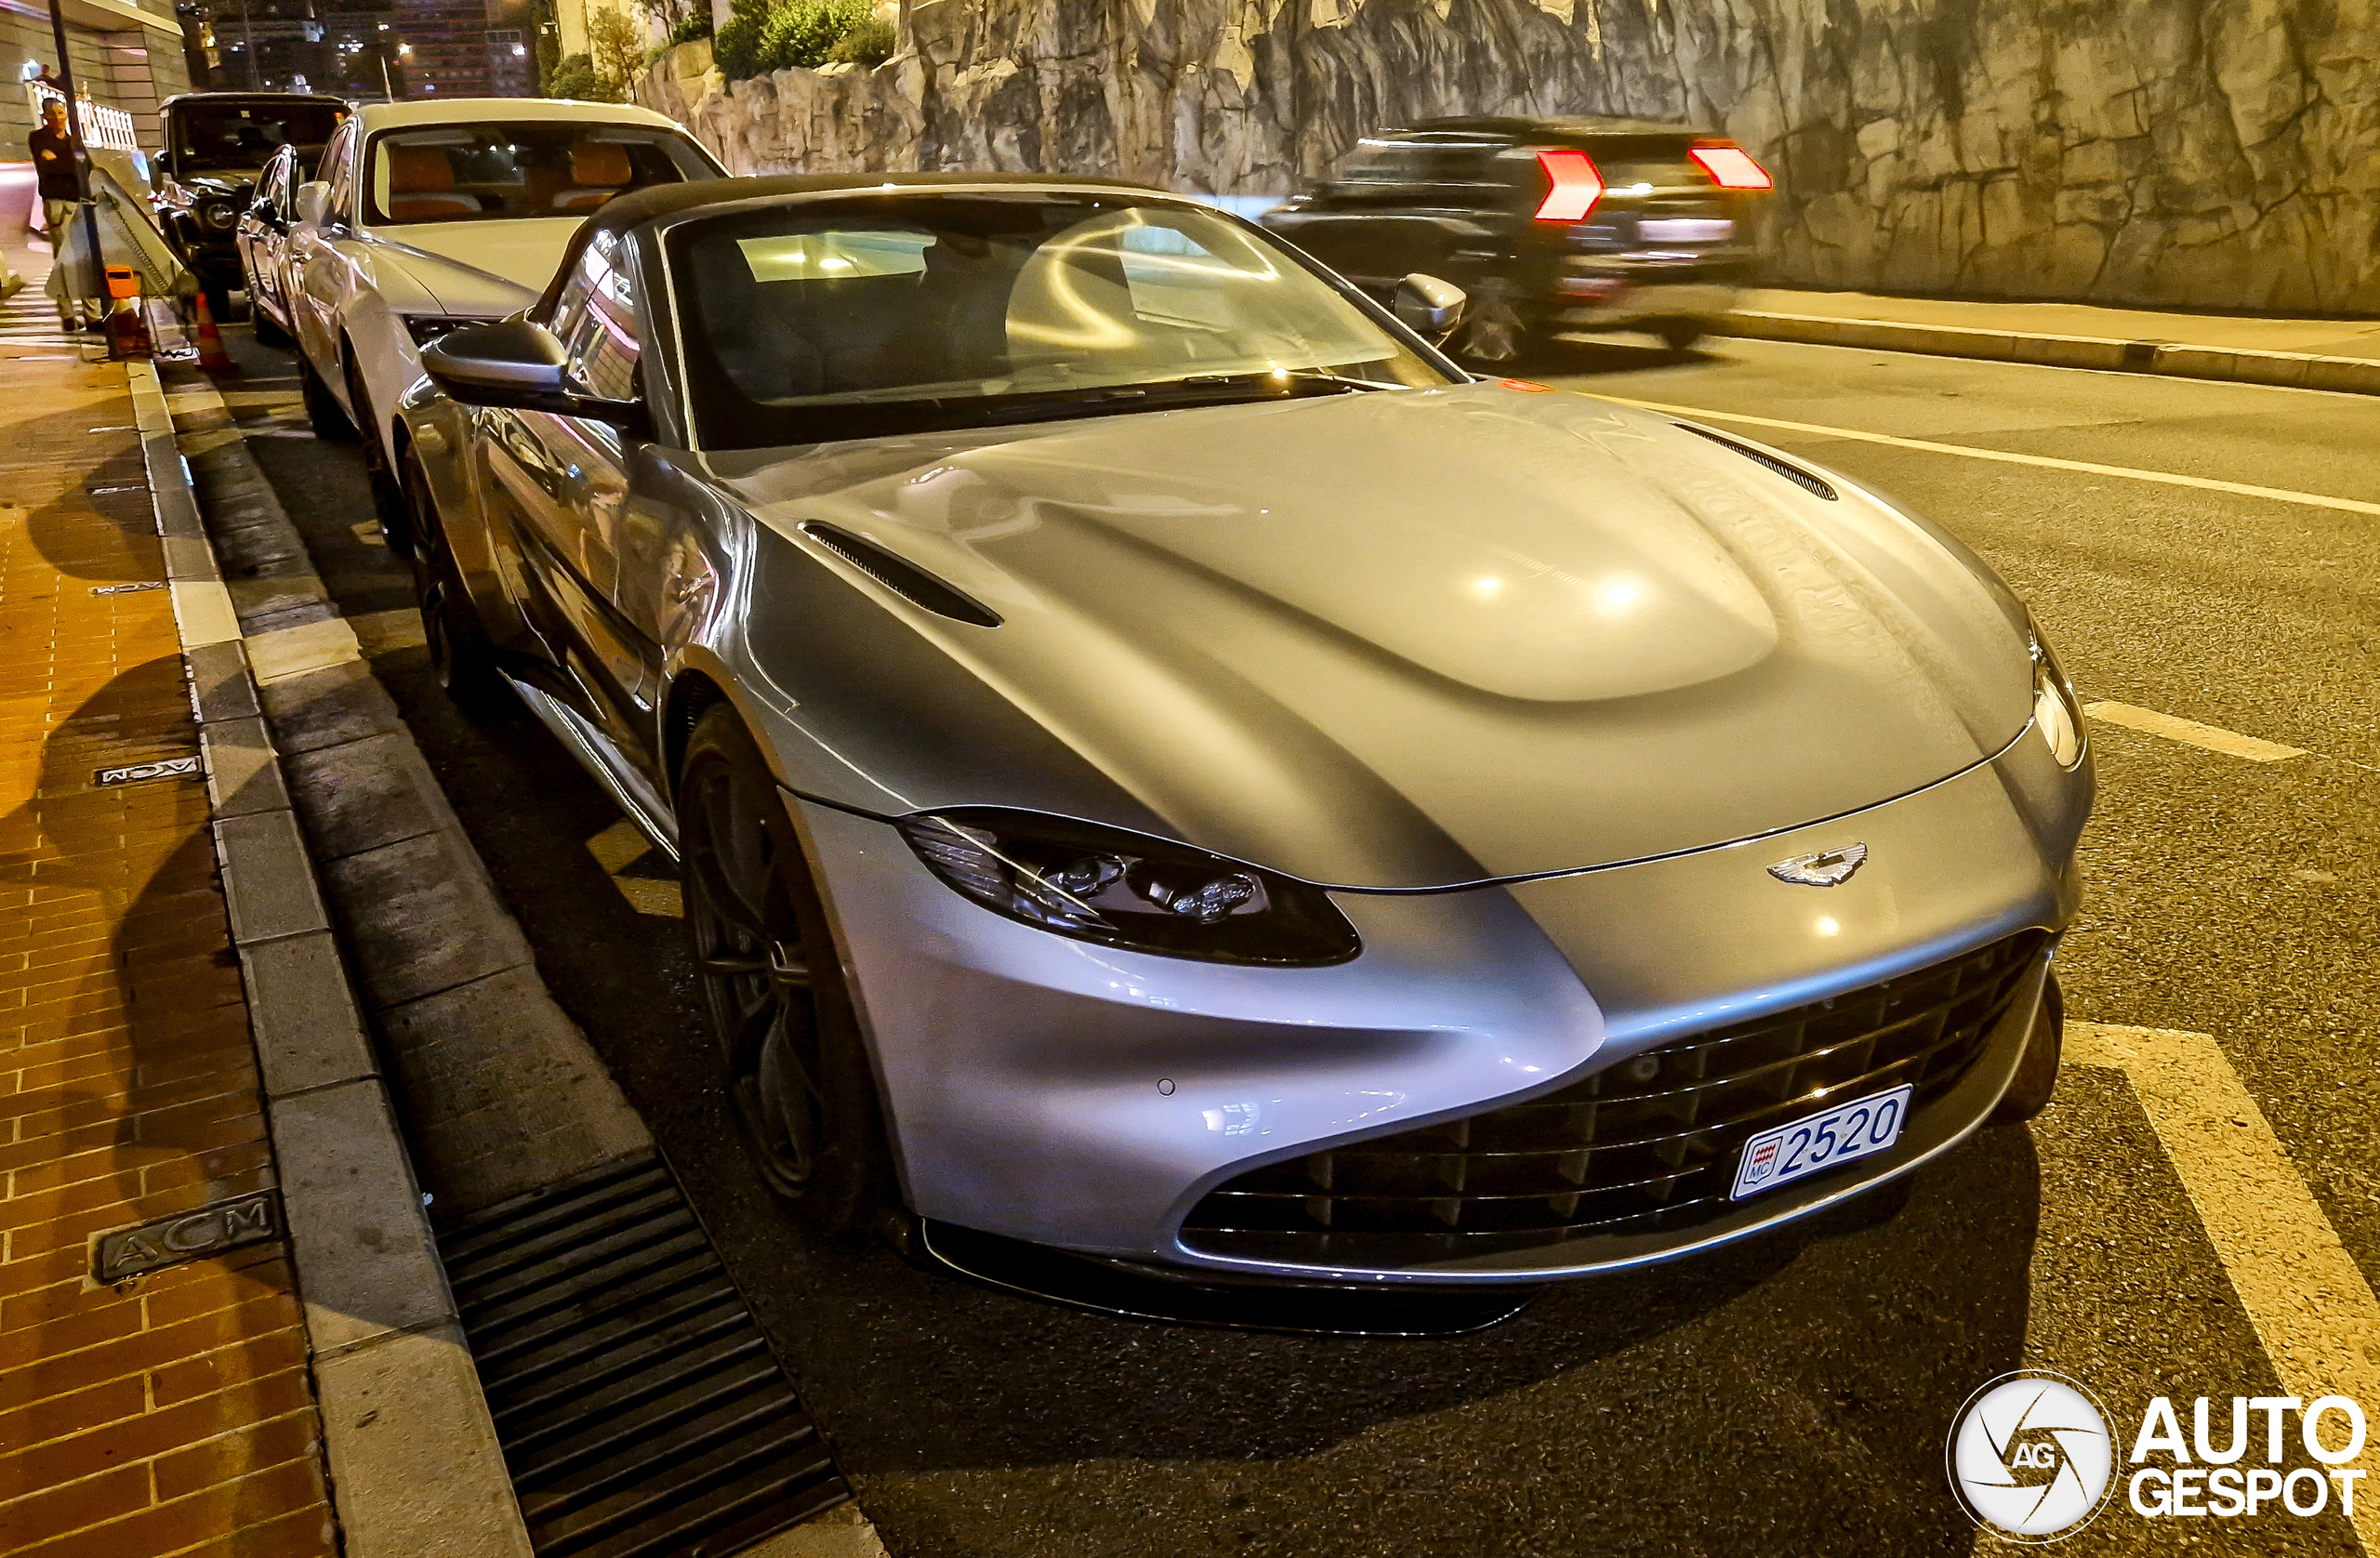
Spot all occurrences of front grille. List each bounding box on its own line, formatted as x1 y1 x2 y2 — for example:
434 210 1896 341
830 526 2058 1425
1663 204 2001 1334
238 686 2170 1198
1182 931 2044 1269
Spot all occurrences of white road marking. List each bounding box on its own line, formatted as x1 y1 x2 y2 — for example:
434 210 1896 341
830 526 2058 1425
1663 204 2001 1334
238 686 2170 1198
1591 395 2380 520
2068 1023 2380 1551
2083 702 2309 762
587 818 683 918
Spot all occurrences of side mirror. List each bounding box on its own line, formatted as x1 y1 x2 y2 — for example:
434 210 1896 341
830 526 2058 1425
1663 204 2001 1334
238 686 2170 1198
421 320 650 434
294 180 330 227
1394 273 1467 343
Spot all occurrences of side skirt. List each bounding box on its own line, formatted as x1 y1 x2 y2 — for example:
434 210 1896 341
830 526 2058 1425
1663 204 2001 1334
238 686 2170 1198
508 677 681 861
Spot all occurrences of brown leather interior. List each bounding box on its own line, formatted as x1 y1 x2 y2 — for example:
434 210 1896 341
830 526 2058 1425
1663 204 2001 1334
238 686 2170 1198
553 139 635 210
386 144 480 220
390 146 456 191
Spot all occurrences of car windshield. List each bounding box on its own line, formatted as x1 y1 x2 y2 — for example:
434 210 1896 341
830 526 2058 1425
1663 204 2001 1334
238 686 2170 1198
366 123 713 226
173 101 347 174
673 193 1461 449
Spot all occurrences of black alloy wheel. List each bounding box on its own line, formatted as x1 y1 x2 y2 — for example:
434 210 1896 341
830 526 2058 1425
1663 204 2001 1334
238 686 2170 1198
345 354 413 555
1991 969 2064 1123
299 353 355 441
679 706 894 1238
403 456 505 716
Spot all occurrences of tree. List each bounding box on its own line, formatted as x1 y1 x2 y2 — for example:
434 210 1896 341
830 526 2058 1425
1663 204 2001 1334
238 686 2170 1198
587 7 644 100
545 51 602 99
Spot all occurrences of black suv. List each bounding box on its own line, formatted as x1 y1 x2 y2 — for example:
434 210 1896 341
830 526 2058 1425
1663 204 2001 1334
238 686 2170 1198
1261 116 1771 361
154 91 350 318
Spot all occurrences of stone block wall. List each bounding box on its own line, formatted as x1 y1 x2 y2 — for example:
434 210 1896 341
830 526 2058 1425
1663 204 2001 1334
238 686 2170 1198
638 0 2380 312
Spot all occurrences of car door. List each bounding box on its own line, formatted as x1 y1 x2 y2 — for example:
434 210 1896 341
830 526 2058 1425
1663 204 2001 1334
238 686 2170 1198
477 229 668 779
290 122 358 372
243 150 292 322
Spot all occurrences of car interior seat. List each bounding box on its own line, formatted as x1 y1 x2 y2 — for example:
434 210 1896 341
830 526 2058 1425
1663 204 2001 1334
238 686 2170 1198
386 146 481 222
554 139 635 212
694 233 1015 405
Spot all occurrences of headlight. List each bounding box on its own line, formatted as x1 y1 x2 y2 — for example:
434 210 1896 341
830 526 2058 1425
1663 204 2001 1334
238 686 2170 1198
2029 619 2085 770
897 808 1361 967
403 314 501 347
202 200 237 231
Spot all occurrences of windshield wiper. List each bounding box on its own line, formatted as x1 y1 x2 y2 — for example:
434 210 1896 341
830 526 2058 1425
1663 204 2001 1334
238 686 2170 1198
1176 370 1391 392
969 373 1387 428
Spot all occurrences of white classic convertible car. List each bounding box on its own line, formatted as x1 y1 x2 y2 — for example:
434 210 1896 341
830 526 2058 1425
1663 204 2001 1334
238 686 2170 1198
284 96 723 543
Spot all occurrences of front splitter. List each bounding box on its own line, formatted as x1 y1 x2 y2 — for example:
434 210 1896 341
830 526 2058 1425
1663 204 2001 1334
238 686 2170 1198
904 1219 1539 1337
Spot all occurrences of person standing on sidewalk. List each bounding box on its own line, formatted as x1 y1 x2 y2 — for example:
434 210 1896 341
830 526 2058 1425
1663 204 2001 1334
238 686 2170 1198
29 96 99 331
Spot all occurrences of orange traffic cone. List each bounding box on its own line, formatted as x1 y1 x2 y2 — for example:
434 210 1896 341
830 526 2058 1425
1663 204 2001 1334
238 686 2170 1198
192 291 235 377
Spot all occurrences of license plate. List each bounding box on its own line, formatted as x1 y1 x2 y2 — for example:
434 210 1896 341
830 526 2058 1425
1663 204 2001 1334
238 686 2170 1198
1730 1084 1912 1200
1638 218 1733 244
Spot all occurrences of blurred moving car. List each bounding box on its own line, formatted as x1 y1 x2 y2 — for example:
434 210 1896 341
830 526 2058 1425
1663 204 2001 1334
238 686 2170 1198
1262 117 1771 360
234 142 307 348
154 91 350 320
284 97 723 542
392 173 2091 1324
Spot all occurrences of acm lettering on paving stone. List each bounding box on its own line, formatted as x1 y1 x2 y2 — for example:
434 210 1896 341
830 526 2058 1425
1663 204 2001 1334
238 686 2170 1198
91 1189 284 1283
93 755 202 787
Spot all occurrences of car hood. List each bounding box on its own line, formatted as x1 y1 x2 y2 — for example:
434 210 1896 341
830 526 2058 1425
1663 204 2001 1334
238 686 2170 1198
722 383 2035 886
364 218 580 314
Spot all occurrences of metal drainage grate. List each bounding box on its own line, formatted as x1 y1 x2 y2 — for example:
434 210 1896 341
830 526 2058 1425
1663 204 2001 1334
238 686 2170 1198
438 1153 850 1558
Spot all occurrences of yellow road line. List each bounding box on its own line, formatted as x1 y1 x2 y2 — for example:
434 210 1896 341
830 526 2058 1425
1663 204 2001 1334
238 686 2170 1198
2068 1022 2380 1551
2083 702 2309 762
586 818 684 918
1589 395 2380 520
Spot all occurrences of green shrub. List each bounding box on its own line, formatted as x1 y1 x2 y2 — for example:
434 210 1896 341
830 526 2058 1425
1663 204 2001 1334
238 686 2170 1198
545 52 602 99
713 0 766 77
718 0 879 76
667 11 713 43
826 15 894 65
758 0 871 71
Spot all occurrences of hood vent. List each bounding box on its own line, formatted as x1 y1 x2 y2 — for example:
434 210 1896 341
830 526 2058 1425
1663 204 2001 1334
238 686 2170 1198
1676 424 1838 501
800 523 1001 628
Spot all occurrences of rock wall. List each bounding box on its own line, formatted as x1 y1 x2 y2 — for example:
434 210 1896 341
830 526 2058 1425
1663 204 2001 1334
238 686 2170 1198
638 0 2380 312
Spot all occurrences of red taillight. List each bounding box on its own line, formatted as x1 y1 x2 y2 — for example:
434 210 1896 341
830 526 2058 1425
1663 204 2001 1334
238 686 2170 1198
1688 145 1772 190
1533 149 1605 221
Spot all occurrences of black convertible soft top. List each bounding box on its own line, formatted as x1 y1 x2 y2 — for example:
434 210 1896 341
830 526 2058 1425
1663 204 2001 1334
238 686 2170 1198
536 169 1161 320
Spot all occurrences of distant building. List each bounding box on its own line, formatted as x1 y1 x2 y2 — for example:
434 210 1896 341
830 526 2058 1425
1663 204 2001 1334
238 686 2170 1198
394 0 534 97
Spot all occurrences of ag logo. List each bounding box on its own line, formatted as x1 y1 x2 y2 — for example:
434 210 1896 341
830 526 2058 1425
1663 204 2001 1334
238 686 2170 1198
1947 1371 2117 1542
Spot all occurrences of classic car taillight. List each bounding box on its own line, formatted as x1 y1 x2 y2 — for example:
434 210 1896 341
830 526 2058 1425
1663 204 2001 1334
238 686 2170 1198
1532 149 1605 221
1688 145 1773 190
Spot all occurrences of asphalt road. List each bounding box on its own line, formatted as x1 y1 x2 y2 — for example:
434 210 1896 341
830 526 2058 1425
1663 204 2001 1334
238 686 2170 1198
209 324 2376 1558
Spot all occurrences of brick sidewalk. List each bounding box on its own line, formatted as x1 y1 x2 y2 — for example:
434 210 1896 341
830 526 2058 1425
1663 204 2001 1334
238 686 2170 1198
0 355 336 1553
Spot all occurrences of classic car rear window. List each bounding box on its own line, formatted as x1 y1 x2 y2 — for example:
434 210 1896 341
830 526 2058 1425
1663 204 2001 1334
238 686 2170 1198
365 123 716 226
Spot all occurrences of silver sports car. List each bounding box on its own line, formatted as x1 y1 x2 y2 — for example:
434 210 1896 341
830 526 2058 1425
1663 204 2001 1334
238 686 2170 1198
399 173 2091 1315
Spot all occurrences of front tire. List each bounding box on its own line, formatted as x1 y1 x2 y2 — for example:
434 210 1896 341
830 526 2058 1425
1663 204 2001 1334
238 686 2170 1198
300 352 355 441
679 706 894 1238
345 354 412 553
403 456 506 716
249 287 290 348
1992 970 2064 1123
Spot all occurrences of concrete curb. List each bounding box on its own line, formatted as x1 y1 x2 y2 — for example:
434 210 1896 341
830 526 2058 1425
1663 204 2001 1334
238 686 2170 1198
1714 309 2380 396
127 360 538 1558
